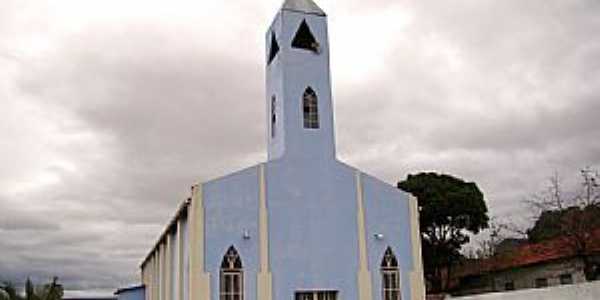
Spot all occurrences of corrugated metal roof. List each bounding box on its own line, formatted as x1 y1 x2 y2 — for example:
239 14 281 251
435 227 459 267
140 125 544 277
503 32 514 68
282 0 325 16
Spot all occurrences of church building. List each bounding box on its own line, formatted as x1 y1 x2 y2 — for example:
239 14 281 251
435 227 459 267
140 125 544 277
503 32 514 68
138 1 426 300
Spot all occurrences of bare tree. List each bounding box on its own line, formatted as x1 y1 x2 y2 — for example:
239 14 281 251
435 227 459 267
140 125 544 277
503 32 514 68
526 167 600 280
475 219 506 259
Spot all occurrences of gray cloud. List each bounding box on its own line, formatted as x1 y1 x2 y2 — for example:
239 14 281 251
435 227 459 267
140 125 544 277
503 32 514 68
1 0 599 295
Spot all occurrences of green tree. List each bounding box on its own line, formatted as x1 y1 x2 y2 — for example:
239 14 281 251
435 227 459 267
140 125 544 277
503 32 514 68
1 278 62 300
0 282 21 300
25 278 36 300
398 172 489 293
36 277 62 300
0 288 10 300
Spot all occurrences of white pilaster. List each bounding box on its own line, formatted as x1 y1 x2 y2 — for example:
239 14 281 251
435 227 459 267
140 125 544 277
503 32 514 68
160 242 166 300
154 253 159 300
355 171 373 300
257 164 273 300
189 184 211 300
176 218 185 300
408 195 425 300
166 234 172 300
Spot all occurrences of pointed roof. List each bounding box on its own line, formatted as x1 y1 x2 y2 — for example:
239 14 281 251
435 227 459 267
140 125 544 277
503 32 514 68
282 0 326 16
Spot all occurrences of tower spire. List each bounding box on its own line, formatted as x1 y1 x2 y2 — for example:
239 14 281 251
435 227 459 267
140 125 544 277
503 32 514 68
266 0 334 161
281 0 326 16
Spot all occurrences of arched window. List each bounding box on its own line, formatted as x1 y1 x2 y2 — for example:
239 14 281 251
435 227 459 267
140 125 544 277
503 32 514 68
220 246 243 300
271 96 277 138
303 87 319 129
381 247 401 300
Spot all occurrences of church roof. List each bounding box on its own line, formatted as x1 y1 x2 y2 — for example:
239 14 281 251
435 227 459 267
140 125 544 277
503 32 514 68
282 0 326 16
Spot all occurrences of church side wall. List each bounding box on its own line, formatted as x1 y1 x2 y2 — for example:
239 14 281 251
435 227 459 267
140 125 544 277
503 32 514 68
203 166 261 300
266 159 359 300
361 174 415 300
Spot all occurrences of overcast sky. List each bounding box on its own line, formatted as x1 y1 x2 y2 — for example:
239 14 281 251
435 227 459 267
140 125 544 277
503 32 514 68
1 0 599 295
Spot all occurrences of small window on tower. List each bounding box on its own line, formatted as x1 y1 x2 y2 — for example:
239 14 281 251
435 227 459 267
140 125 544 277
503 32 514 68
268 32 280 64
292 20 320 53
303 87 319 129
271 96 277 138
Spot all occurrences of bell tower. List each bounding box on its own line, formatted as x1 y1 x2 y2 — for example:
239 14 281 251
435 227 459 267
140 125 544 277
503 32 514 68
266 0 336 162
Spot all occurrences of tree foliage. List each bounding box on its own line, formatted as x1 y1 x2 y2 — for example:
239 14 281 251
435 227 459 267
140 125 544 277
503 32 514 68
0 277 63 300
398 172 489 292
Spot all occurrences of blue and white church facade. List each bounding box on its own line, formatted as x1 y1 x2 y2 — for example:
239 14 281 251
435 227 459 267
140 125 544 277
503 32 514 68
138 1 426 300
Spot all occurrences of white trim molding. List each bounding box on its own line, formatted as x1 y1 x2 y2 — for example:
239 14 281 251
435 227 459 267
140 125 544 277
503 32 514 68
257 164 273 300
189 184 211 300
355 171 374 300
408 195 425 300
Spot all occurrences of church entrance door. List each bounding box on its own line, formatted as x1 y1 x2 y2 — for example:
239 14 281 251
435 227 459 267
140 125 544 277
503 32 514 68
295 291 337 300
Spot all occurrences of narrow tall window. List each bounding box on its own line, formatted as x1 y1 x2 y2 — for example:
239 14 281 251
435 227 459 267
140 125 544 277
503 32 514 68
381 247 401 300
271 96 277 138
220 246 243 300
303 87 319 129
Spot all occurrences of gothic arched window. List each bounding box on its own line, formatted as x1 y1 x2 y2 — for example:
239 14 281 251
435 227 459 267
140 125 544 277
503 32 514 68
271 96 277 138
220 246 243 300
303 87 319 129
381 247 401 300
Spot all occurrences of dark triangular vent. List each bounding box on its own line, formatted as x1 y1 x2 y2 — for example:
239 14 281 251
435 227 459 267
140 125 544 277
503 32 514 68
291 20 319 53
268 33 280 64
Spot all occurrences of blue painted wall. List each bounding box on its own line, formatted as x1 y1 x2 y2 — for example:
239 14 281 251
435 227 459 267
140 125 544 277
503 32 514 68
266 158 358 300
266 10 336 162
201 158 416 300
191 4 418 300
362 173 414 300
203 166 260 300
116 286 145 300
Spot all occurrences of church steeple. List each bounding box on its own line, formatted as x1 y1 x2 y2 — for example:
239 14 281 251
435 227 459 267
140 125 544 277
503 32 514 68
281 0 326 16
266 0 335 162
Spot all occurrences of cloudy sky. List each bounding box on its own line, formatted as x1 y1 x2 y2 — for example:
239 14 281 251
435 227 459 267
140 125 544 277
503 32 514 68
1 0 599 295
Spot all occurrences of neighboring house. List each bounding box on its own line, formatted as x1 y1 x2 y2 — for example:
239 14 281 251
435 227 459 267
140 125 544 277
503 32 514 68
124 1 427 300
450 229 600 296
63 298 116 300
115 285 145 300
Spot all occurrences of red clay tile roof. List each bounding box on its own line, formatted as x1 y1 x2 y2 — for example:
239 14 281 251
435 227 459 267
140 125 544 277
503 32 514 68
455 227 600 278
